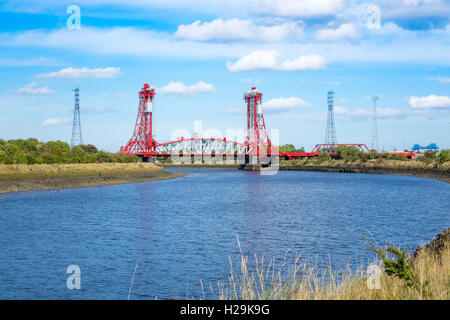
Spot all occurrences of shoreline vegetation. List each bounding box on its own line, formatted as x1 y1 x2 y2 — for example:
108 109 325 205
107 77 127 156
162 160 450 183
0 163 184 194
161 144 450 183
1 139 449 192
215 229 450 300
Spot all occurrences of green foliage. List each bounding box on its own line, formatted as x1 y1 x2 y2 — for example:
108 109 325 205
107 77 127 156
0 138 139 165
365 239 432 298
80 144 98 154
360 152 369 162
335 145 363 161
368 149 380 159
438 149 450 164
422 150 437 161
389 153 403 161
279 144 305 153
317 152 331 162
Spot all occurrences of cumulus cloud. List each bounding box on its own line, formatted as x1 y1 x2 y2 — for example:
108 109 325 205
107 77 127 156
2 26 450 65
251 0 345 18
315 23 361 42
159 81 216 96
409 95 450 108
263 97 310 113
39 67 121 79
226 50 326 72
175 18 302 42
14 82 53 95
40 118 71 127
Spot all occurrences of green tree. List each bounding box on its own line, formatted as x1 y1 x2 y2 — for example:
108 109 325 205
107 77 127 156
335 145 362 161
0 150 6 163
369 149 380 159
96 151 112 163
80 144 98 154
279 144 296 153
438 149 450 164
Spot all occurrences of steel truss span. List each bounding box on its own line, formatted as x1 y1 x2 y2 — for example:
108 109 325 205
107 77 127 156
155 137 249 156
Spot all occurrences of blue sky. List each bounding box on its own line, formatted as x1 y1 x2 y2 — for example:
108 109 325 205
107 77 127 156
0 0 449 152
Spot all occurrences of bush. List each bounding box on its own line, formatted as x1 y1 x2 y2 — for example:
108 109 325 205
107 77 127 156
422 150 437 161
369 150 380 159
317 152 331 163
335 145 363 161
438 149 450 164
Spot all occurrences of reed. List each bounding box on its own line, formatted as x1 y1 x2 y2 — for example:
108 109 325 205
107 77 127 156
216 233 449 300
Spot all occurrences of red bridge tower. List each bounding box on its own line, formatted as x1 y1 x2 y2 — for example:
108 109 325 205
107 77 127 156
244 87 272 162
122 83 156 162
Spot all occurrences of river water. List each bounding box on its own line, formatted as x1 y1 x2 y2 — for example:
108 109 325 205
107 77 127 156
0 169 448 299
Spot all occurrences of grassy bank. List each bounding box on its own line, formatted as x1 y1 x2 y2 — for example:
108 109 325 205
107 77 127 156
217 229 449 300
279 159 450 183
0 163 184 194
161 159 450 183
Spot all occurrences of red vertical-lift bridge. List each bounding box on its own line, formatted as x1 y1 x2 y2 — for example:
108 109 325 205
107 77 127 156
121 84 403 162
122 84 277 163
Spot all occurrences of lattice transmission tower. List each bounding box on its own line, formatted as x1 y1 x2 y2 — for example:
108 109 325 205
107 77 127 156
371 96 379 151
324 90 337 146
71 87 83 148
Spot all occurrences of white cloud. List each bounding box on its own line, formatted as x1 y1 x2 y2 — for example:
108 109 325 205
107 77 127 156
226 50 326 72
409 95 450 108
40 118 71 127
39 67 121 79
227 50 278 72
436 77 450 83
175 18 302 42
315 23 361 42
14 82 53 95
277 54 327 71
264 97 310 112
159 81 216 96
2 26 450 66
251 0 345 18
382 0 450 19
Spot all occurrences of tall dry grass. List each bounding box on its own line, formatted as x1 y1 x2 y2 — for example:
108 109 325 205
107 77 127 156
216 237 449 300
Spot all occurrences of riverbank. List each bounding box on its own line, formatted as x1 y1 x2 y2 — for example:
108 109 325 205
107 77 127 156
162 159 450 183
0 163 184 194
279 159 450 183
219 228 450 300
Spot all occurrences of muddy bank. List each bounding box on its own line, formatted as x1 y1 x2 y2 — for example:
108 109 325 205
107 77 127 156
162 161 450 183
0 163 185 194
279 164 450 183
162 164 240 169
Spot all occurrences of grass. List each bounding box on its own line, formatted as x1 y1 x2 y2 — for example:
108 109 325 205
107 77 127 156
0 163 184 193
216 231 449 300
0 162 164 180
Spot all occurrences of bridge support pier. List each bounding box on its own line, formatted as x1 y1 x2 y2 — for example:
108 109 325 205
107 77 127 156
140 156 155 163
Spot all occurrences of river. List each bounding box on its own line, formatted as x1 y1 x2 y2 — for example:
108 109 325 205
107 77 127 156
0 169 448 299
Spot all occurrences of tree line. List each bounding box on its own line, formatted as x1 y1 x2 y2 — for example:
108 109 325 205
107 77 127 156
0 138 139 164
279 144 450 164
